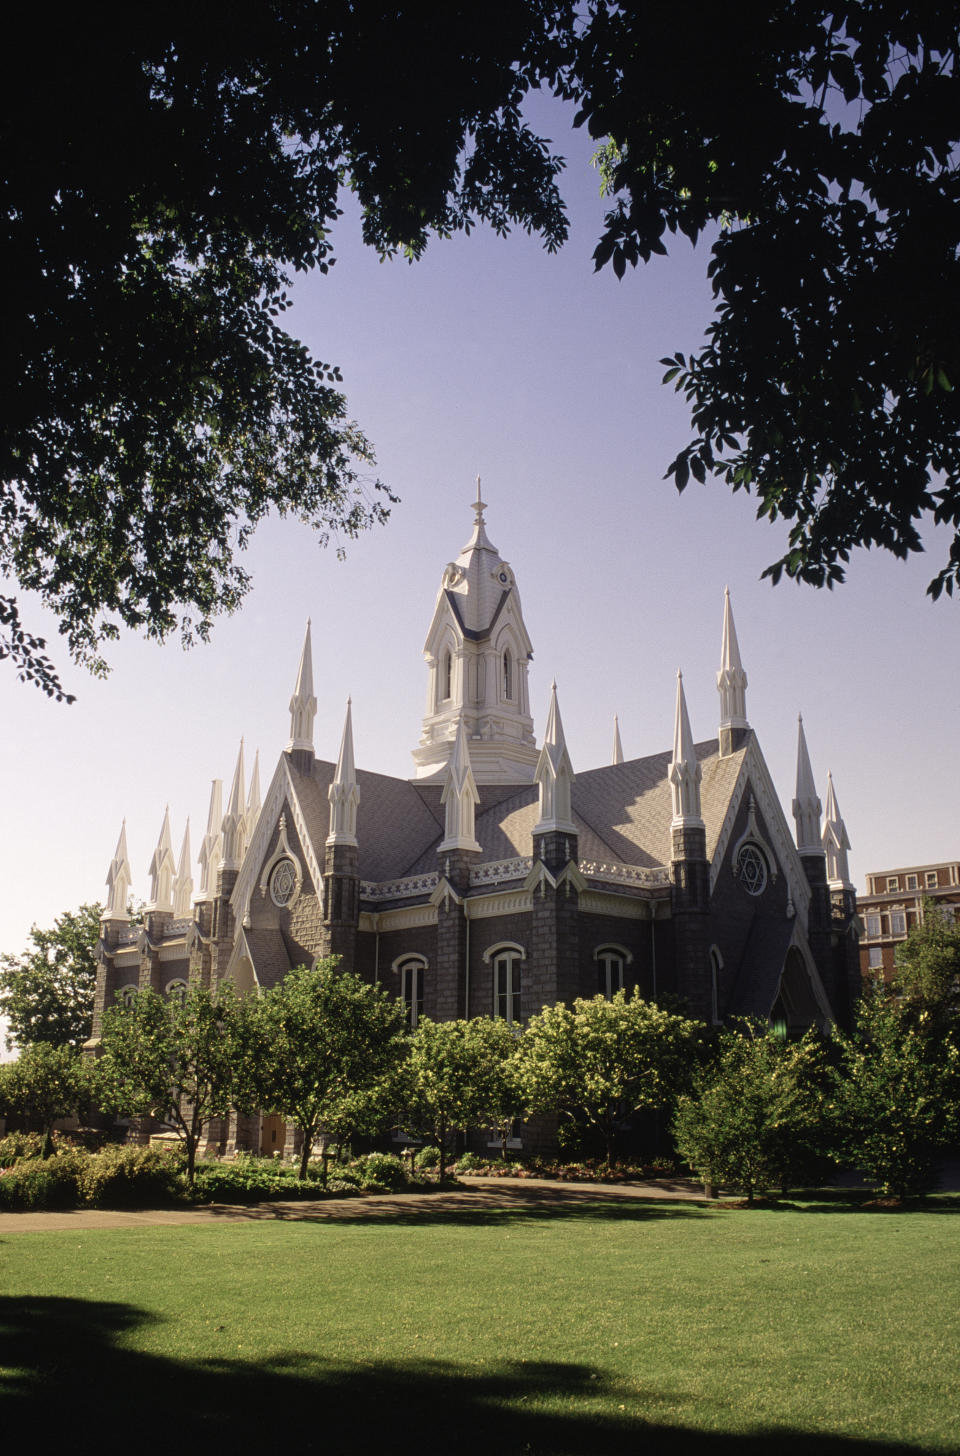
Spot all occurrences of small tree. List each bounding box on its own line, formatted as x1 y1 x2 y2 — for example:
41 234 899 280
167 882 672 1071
834 981 959 1199
0 904 102 1052
467 1016 527 1161
673 1024 833 1204
97 982 245 1185
895 902 960 1032
402 1018 505 1183
518 991 700 1167
252 962 408 1180
0 1043 92 1157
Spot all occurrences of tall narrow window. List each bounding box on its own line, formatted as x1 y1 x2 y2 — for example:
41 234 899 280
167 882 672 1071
117 985 138 1010
397 958 426 1029
709 947 723 1024
441 650 452 701
493 950 522 1025
166 979 188 1008
502 648 513 700
596 949 624 999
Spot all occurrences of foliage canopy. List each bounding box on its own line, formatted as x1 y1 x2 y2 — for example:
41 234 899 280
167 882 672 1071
8 4 959 696
0 904 102 1053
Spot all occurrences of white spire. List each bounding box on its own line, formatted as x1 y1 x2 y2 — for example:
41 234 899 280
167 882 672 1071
534 682 576 834
220 741 247 869
288 619 317 753
822 770 853 886
197 780 223 899
246 750 261 833
104 821 132 921
327 698 360 847
717 586 748 733
669 671 703 826
172 820 193 918
439 716 482 853
414 488 538 783
147 806 176 911
612 715 624 765
792 715 823 853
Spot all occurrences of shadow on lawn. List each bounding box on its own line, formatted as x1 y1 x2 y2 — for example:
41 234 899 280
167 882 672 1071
0 1295 937 1455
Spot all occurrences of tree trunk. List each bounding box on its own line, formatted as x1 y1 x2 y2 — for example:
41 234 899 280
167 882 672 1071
298 1127 314 1181
438 1115 447 1184
186 1136 197 1187
42 1122 55 1160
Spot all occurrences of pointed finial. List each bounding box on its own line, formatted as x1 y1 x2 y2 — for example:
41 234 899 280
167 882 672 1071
717 587 749 747
104 820 132 920
612 714 624 765
474 474 485 521
439 717 482 853
822 770 852 886
221 741 248 868
793 714 823 853
173 820 193 917
534 682 576 834
288 619 318 754
147 806 176 911
670 670 703 826
327 697 360 846
246 750 261 829
197 780 223 899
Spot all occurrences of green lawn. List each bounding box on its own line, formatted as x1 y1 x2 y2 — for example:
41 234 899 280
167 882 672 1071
1 1199 957 1454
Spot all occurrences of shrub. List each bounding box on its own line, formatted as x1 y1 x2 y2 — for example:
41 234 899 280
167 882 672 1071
0 1131 48 1167
0 1149 86 1210
192 1157 324 1204
453 1152 489 1173
353 1152 407 1191
414 1145 440 1171
79 1144 185 1208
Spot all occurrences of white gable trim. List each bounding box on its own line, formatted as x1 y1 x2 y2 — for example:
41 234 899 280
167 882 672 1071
231 756 325 930
710 738 811 930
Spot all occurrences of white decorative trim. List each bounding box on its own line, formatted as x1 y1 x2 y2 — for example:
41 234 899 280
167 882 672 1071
231 757 324 929
360 872 439 901
465 889 533 920
592 942 634 964
359 904 438 933
579 891 653 920
481 940 527 964
580 861 672 889
391 952 428 974
257 814 304 918
710 738 812 928
469 857 533 886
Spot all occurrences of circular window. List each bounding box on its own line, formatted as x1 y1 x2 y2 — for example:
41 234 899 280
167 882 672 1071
269 859 297 907
736 844 768 896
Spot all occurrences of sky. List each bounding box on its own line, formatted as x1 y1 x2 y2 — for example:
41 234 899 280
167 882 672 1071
3 96 959 1045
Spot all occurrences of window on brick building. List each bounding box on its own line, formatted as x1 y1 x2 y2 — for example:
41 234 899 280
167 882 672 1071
482 943 524 1025
594 945 628 1000
926 871 939 889
395 956 426 1029
117 984 138 1010
166 979 188 1007
906 874 918 890
890 912 906 936
868 947 883 969
887 877 899 892
865 915 881 938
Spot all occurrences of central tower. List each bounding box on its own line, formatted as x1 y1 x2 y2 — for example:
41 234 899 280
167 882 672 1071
412 483 538 783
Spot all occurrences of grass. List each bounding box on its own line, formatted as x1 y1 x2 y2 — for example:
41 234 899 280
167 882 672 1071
1 1198 958 1454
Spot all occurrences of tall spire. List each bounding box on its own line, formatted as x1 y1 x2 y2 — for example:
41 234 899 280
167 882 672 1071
612 714 624 765
104 821 131 920
147 806 176 911
822 770 852 886
288 619 317 753
717 587 749 753
327 698 360 846
414 487 538 783
172 820 193 917
246 750 261 833
220 741 247 869
670 671 703 825
792 715 823 853
534 682 576 834
439 716 482 853
197 780 223 899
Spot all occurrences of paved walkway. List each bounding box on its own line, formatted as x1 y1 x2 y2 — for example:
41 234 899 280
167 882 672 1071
0 1174 707 1233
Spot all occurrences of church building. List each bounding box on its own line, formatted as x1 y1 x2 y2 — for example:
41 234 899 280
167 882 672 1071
91 487 861 1154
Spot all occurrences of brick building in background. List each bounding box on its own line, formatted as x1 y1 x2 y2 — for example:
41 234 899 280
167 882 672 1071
857 862 960 981
89 486 861 1156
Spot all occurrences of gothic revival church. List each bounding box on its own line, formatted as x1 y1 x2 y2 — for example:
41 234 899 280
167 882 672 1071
92 489 860 1152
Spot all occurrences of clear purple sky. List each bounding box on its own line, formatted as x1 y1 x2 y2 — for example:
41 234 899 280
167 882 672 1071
2 97 957 1043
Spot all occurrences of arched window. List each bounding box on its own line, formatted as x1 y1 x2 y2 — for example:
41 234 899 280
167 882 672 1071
594 944 631 1000
116 984 139 1010
166 979 188 1009
394 955 427 1029
484 942 525 1025
441 650 452 701
502 648 513 701
709 946 723 1024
